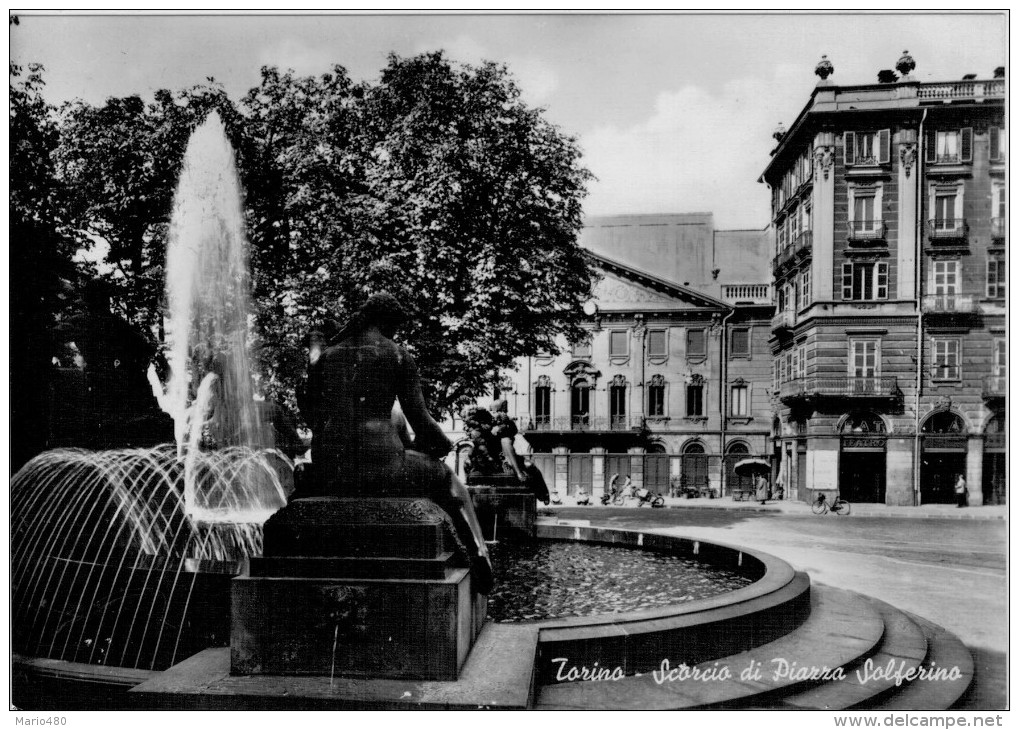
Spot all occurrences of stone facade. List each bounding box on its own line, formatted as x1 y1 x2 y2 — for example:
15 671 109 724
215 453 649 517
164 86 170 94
462 215 775 500
762 65 1006 505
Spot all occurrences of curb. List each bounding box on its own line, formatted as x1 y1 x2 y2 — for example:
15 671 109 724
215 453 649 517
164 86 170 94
541 503 1007 521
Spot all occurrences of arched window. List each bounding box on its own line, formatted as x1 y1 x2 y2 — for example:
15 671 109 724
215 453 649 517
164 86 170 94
840 411 886 434
609 374 627 429
922 411 965 434
725 441 753 494
682 441 708 493
648 374 666 418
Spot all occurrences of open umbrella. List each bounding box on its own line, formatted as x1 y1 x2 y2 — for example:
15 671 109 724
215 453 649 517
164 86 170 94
733 458 771 478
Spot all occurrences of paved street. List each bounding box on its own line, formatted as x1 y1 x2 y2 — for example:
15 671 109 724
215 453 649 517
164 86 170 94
547 507 1008 710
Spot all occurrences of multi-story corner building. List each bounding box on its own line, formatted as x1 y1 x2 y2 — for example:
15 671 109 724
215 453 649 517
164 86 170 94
761 53 1005 506
487 214 775 500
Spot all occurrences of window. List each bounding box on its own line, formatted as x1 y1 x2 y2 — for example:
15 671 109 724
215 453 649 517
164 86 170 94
609 330 629 358
648 375 666 418
571 379 591 423
849 339 879 378
785 351 793 381
932 189 961 231
842 262 889 300
993 339 1007 378
534 384 551 425
730 385 749 416
686 329 706 359
609 381 626 427
801 202 812 234
987 257 1006 299
686 383 704 417
843 129 890 165
926 128 972 164
730 328 750 358
776 284 786 312
848 184 883 236
790 348 799 381
773 359 780 394
647 330 667 358
572 338 592 359
798 343 808 379
990 126 1007 162
931 260 959 297
798 269 811 309
931 338 961 381
992 183 1006 237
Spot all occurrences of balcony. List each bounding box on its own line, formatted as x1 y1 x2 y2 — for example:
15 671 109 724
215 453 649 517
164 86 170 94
772 231 812 275
991 218 1006 241
779 376 900 404
918 79 1005 103
922 294 979 315
927 219 969 245
771 309 796 334
847 220 887 246
982 375 1007 401
721 283 771 305
524 415 645 433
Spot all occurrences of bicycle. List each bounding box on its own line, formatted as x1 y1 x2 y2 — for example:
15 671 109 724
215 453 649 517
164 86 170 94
811 492 851 516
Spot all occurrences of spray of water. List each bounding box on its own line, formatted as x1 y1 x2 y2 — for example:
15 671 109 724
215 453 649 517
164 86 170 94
150 111 286 522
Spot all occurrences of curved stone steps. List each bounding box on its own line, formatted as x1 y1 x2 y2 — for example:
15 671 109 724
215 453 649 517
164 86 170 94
863 611 974 711
536 585 884 710
776 595 928 710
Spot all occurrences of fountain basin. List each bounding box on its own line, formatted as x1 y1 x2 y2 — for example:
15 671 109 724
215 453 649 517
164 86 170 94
13 522 808 709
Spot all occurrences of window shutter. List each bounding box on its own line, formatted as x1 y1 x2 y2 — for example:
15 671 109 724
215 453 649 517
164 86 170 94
842 263 854 300
878 129 890 164
876 262 889 299
925 129 937 162
987 260 997 298
990 126 1001 160
961 127 973 162
844 132 856 165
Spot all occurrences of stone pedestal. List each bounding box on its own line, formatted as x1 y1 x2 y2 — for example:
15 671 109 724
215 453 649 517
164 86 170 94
467 475 536 541
230 497 486 682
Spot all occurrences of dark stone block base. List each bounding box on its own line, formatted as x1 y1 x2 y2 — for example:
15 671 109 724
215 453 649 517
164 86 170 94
468 485 537 541
230 567 485 681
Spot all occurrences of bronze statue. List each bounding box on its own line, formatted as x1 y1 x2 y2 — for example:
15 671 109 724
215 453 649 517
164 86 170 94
461 403 551 504
300 293 493 592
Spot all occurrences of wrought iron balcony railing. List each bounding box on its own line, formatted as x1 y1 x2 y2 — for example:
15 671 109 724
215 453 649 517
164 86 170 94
780 376 899 402
524 415 645 432
771 231 812 274
847 220 886 242
983 375 1007 399
927 219 969 241
922 294 978 314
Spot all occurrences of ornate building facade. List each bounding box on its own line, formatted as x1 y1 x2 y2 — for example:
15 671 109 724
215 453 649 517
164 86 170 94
761 54 1005 505
486 215 775 499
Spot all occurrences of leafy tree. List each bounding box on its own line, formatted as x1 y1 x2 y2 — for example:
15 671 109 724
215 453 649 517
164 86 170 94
55 83 243 335
50 51 596 421
10 59 74 469
246 52 596 417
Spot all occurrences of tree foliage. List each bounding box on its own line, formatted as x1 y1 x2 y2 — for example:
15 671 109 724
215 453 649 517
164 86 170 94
48 51 596 420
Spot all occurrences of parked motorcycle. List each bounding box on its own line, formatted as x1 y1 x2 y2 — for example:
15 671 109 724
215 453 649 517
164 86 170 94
635 487 666 508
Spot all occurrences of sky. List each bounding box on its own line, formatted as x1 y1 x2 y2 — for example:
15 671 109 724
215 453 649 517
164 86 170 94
9 11 1007 230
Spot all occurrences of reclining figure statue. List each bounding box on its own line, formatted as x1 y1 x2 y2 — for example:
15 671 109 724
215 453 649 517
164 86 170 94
298 293 493 593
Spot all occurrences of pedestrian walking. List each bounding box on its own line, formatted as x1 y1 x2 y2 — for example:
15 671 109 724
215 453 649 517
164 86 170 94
755 474 769 505
955 474 968 508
